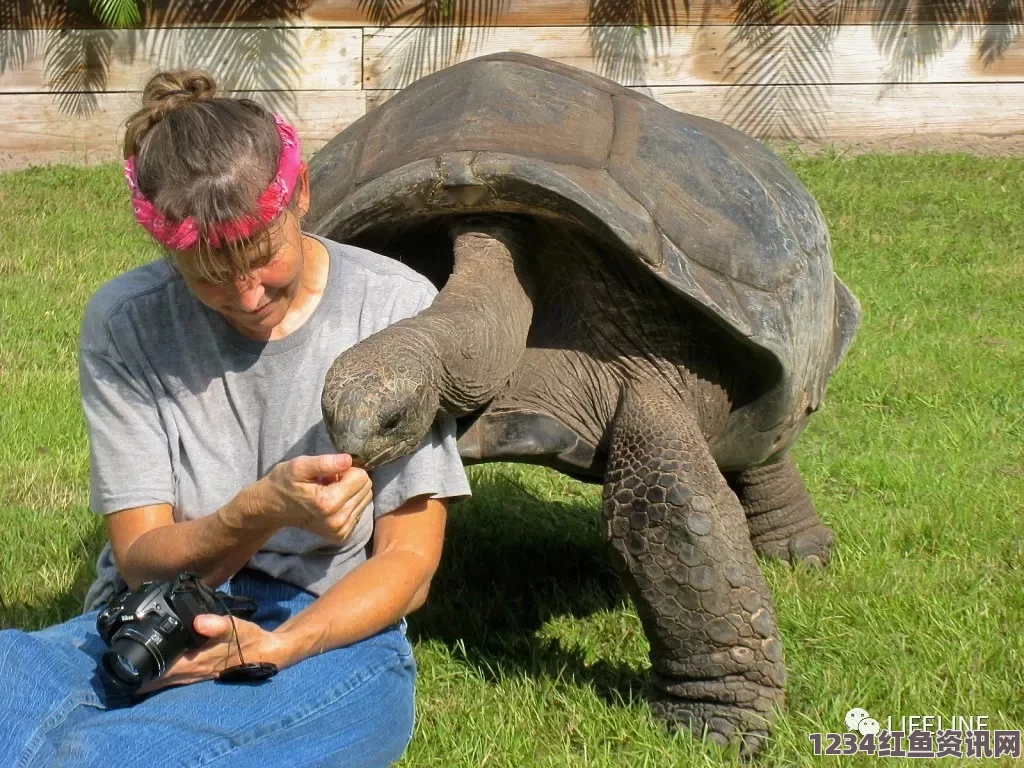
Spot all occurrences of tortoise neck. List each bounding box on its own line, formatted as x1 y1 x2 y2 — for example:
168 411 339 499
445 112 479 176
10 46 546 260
416 223 535 417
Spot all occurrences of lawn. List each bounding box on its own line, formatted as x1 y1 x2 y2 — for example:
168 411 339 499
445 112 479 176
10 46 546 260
1 154 1022 767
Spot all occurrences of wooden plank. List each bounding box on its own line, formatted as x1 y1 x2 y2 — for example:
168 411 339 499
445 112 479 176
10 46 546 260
4 0 1023 29
0 91 367 170
0 28 362 92
3 82 1021 169
365 82 1024 142
363 24 1024 89
656 82 1024 140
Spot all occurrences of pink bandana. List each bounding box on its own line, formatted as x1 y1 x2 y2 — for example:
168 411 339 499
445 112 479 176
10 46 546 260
124 114 302 251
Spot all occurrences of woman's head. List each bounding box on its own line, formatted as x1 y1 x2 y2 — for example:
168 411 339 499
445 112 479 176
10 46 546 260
123 70 317 337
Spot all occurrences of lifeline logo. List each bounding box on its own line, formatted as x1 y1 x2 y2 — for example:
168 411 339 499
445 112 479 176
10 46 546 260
807 708 1022 758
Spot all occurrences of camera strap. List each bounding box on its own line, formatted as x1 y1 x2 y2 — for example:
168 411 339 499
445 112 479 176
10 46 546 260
208 590 279 685
213 592 258 621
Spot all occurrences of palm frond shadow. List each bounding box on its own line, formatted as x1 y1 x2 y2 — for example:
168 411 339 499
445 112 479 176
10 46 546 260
5 0 1024 133
587 0 680 86
720 0 853 142
0 1 53 75
362 0 1023 142
976 11 1024 66
407 469 648 708
711 0 1023 141
131 0 308 116
180 25 300 114
365 0 679 90
366 0 510 91
874 0 1024 89
358 0 407 25
45 28 117 115
0 0 309 116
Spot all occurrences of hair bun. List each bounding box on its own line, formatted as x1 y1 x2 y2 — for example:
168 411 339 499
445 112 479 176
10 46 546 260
143 70 217 108
123 70 219 158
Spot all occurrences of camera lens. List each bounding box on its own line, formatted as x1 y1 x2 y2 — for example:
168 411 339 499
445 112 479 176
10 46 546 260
111 655 139 679
102 638 157 690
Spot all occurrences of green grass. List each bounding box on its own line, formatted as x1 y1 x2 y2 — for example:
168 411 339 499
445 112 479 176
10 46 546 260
1 155 1022 766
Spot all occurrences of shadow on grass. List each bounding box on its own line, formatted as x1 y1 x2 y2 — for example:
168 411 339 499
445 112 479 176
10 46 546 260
408 468 649 708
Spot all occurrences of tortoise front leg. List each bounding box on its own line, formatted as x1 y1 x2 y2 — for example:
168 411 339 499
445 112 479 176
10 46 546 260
726 455 836 569
603 385 786 756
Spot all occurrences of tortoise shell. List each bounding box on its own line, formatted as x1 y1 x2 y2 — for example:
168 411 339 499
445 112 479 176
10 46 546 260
307 52 860 456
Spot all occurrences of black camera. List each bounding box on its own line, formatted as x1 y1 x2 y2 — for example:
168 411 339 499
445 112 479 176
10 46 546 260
96 572 246 691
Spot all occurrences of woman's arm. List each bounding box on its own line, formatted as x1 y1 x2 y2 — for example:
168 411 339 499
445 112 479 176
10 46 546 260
137 493 448 693
272 495 447 665
106 498 276 591
108 454 371 590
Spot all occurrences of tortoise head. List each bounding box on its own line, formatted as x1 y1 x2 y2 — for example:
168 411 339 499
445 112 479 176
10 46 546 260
320 330 441 469
319 218 535 470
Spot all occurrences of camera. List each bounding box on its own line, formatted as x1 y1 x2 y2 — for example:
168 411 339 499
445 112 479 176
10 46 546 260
96 572 245 691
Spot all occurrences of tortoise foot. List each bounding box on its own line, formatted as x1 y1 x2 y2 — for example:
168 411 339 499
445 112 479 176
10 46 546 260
753 523 835 569
650 694 772 757
727 456 836 569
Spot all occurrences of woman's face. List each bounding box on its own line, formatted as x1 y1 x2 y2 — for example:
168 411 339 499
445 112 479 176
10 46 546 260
176 212 306 339
175 168 313 340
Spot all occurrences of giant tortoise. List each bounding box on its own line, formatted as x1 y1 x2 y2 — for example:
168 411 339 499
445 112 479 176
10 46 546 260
306 52 861 755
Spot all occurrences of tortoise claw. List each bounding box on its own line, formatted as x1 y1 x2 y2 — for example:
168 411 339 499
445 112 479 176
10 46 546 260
753 523 835 569
650 694 772 758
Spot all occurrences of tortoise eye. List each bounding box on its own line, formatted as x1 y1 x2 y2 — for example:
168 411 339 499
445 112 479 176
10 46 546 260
380 409 404 432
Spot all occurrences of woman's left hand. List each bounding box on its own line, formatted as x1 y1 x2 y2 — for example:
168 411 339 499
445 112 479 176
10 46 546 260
137 614 292 694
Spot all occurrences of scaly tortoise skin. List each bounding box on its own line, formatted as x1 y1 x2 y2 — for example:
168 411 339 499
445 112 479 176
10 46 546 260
307 52 861 756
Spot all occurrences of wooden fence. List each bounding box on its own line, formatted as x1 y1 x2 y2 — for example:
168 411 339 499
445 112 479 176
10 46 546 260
2 0 1023 168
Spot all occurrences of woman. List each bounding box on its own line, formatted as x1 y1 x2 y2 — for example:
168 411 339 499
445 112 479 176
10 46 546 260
0 70 470 768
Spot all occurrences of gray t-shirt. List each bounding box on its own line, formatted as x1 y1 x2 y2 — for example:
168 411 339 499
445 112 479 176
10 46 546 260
79 235 471 612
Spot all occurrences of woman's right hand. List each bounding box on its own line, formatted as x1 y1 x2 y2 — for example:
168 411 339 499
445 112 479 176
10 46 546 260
256 454 373 544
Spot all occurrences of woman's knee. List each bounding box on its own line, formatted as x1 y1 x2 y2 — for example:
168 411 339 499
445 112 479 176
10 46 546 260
279 653 417 768
0 620 127 708
265 632 417 766
0 628 112 768
0 627 93 686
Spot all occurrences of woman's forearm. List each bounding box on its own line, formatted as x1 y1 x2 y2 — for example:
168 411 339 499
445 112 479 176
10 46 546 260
118 456 371 591
271 497 446 666
272 545 432 666
120 486 278 589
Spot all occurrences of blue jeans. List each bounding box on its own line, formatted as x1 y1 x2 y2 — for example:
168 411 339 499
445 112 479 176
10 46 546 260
0 569 416 768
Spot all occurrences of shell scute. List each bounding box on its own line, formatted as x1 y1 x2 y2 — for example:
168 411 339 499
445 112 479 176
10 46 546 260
357 58 615 184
